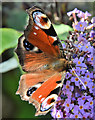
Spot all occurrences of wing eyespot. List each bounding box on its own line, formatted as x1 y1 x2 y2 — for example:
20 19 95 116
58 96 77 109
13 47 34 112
23 39 34 51
27 87 37 96
23 39 43 53
47 98 55 104
42 17 48 23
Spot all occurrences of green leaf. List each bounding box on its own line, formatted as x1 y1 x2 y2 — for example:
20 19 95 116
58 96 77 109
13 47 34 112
0 28 22 55
53 24 73 40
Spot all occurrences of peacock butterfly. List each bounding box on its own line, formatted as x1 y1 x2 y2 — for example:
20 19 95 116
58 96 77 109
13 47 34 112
15 6 73 116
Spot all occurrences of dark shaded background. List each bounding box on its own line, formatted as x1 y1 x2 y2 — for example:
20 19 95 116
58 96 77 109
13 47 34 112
1 2 94 119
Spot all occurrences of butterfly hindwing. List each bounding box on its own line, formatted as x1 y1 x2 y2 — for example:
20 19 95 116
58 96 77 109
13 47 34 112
16 71 66 116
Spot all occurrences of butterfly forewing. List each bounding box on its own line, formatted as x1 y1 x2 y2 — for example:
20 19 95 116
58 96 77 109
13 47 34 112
25 6 64 57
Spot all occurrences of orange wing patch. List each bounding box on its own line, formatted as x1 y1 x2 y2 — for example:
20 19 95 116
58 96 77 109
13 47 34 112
16 71 66 116
16 35 57 72
27 23 60 57
31 74 62 104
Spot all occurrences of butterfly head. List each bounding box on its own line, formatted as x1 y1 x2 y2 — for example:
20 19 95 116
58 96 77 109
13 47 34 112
26 6 51 29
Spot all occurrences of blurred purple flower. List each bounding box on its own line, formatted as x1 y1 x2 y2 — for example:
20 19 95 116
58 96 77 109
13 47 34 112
67 8 80 16
72 53 77 58
85 11 91 19
77 11 91 20
91 17 95 23
77 11 85 18
71 76 80 87
73 57 86 68
90 30 95 38
51 106 57 118
66 72 72 79
85 72 93 79
79 42 93 53
77 98 92 116
62 81 73 98
78 33 87 44
87 97 93 108
55 110 63 118
81 68 87 74
81 94 90 101
74 67 81 74
87 56 93 66
88 82 94 93
73 105 79 114
81 77 90 88
62 43 66 49
75 21 87 31
74 57 84 64
63 99 74 113
75 92 81 97
70 112 82 118
82 112 91 119
74 67 86 75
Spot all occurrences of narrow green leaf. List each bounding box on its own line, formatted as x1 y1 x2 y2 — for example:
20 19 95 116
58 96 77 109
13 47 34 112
0 56 19 73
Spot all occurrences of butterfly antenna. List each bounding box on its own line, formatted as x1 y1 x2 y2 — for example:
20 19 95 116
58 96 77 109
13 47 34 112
70 65 86 89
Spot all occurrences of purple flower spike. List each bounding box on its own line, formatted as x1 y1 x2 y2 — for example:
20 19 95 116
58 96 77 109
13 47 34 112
51 8 94 119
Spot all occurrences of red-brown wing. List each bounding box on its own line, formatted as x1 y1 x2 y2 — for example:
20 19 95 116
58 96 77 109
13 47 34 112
16 71 66 116
27 23 60 57
15 35 55 72
15 6 64 72
24 6 63 58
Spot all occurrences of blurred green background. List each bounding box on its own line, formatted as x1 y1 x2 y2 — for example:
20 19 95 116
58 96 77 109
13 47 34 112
1 2 94 119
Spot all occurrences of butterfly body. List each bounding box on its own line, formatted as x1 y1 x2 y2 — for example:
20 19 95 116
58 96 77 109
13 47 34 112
16 6 73 116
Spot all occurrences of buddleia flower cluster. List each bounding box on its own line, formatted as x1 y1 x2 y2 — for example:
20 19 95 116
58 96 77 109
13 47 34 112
51 8 95 119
